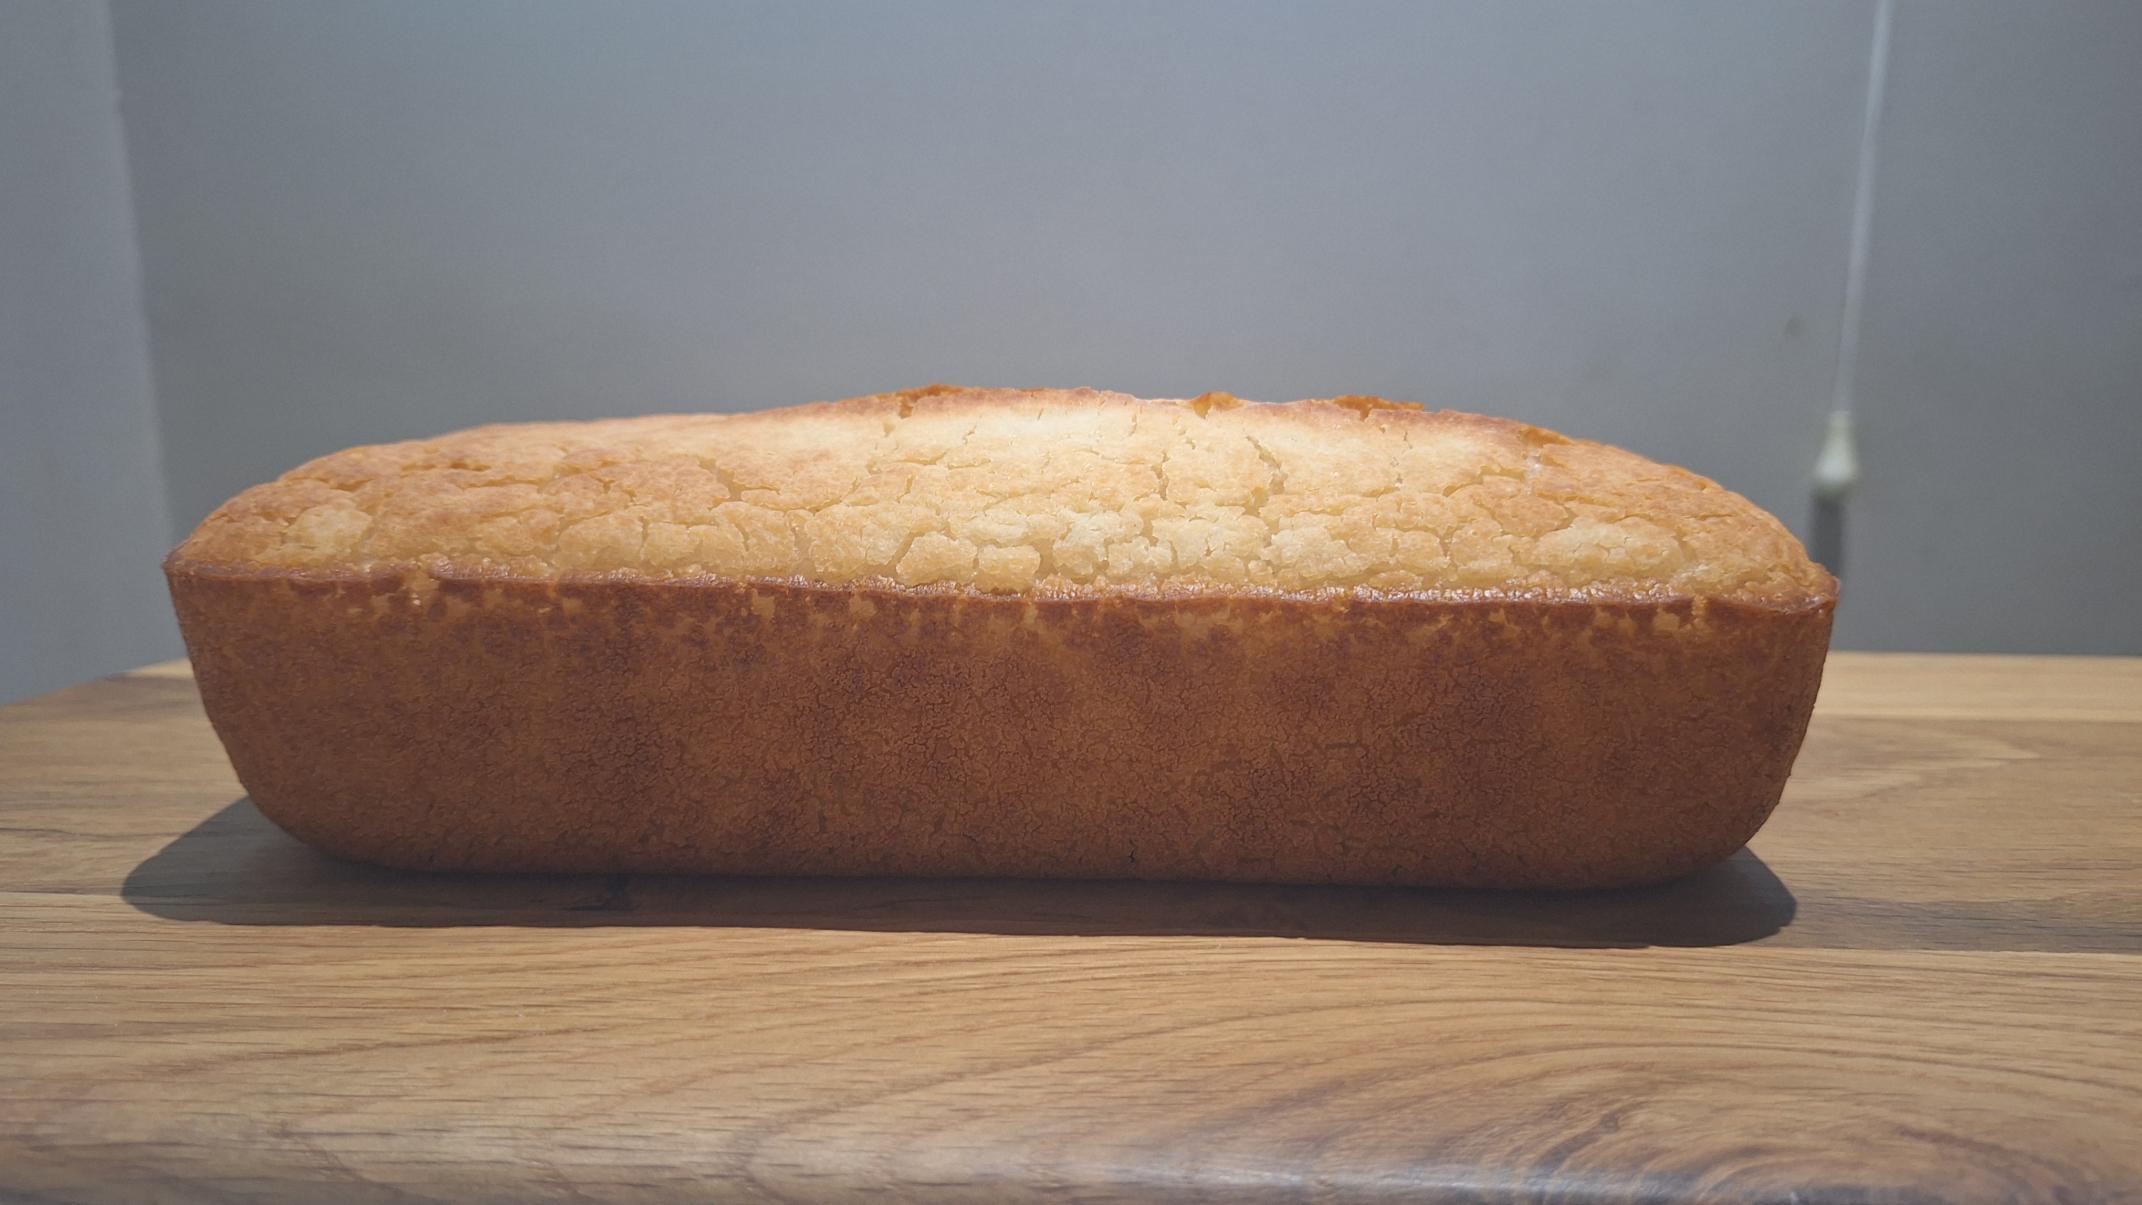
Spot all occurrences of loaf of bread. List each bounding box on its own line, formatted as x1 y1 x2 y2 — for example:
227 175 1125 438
166 386 1835 888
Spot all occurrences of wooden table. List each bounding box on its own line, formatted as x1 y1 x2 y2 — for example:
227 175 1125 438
3 654 2139 1203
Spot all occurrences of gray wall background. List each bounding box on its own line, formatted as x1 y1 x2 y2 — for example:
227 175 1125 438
6 0 2140 700
1 0 178 703
1847 3 2142 652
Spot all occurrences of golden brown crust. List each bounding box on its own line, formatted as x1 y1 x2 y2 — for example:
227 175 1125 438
168 567 1831 889
168 387 1836 608
166 387 1836 888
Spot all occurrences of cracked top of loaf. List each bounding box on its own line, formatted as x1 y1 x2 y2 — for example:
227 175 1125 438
168 386 1835 606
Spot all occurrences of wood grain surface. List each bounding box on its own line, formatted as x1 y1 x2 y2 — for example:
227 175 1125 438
1 652 2139 1203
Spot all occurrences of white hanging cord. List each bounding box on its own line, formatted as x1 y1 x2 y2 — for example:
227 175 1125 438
1816 0 1893 504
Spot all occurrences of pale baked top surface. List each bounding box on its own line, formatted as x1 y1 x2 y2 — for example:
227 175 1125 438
170 386 1834 605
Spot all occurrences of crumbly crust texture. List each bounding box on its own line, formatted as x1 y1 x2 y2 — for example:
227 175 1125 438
171 387 1833 607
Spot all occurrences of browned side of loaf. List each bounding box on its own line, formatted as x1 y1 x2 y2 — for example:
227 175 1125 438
167 567 1831 889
